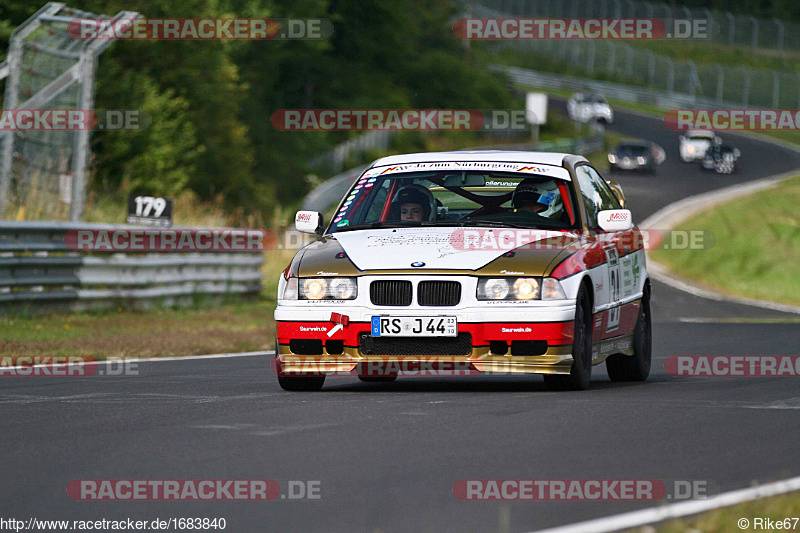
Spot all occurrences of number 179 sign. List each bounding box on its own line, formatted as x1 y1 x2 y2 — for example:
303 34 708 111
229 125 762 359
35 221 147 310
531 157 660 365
127 195 173 227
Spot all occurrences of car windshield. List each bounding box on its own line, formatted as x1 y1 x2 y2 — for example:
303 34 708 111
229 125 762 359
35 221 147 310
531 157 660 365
688 134 713 141
617 144 649 156
328 171 578 233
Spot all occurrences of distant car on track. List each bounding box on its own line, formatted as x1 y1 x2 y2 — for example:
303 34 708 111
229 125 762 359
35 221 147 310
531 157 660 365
567 93 614 124
275 151 651 392
679 129 720 162
608 140 666 173
702 142 740 174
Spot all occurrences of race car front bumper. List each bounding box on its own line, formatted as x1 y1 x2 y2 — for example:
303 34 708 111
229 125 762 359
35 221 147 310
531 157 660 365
274 304 577 376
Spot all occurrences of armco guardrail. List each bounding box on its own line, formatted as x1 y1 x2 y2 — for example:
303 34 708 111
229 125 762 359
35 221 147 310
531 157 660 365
492 65 740 110
0 221 263 313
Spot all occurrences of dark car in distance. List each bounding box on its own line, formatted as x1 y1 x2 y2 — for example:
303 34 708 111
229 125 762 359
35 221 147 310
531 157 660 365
607 141 666 174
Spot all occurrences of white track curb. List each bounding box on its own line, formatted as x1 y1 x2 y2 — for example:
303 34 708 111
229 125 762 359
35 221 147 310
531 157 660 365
526 475 800 533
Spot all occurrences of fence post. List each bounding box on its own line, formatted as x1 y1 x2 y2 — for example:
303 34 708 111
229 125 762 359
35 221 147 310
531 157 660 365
607 42 616 74
666 59 675 93
774 19 784 54
587 41 595 75
715 64 724 103
701 8 713 44
726 12 734 46
647 51 655 86
797 73 800 110
749 16 759 52
741 68 750 106
624 44 633 78
772 71 780 108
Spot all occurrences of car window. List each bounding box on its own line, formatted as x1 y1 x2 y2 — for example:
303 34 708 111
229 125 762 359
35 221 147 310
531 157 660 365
328 171 578 232
575 165 621 228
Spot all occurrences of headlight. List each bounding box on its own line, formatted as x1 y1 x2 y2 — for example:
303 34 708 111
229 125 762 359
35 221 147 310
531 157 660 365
513 278 539 300
687 145 695 153
636 156 646 164
478 278 510 300
608 154 617 163
297 277 357 300
477 277 566 301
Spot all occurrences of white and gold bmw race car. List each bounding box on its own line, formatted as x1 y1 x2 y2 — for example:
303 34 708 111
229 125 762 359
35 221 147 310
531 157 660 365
274 151 651 391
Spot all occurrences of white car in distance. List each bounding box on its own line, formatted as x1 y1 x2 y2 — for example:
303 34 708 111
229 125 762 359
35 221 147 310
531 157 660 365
679 130 720 163
567 93 614 124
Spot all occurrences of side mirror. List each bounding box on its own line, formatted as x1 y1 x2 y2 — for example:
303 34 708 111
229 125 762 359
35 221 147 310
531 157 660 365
597 209 633 232
653 144 666 165
295 210 323 234
605 180 626 209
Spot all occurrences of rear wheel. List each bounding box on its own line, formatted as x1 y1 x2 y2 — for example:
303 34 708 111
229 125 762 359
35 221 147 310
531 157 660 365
544 286 593 391
606 288 652 381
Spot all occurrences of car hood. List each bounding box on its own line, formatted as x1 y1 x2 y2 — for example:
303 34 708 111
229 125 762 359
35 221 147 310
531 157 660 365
298 227 578 274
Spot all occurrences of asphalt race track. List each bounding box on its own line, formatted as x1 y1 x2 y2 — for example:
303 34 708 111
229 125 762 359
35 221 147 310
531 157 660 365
3 107 800 533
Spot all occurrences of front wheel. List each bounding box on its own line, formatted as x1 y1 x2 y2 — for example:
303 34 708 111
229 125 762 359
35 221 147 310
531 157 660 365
275 339 325 391
544 286 593 391
606 288 652 381
359 376 397 383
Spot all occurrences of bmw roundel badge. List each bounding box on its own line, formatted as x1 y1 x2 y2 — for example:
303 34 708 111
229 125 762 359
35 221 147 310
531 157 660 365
411 261 425 268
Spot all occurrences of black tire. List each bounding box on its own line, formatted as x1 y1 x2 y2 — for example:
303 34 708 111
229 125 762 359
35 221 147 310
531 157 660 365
275 339 325 391
606 288 652 382
358 376 398 383
544 286 593 391
278 374 325 391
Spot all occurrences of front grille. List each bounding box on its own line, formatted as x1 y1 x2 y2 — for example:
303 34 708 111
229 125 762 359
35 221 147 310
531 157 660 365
370 280 412 306
359 333 472 356
418 281 461 306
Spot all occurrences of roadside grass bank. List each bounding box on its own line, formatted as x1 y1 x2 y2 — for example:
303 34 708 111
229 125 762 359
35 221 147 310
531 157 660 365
0 297 275 358
640 490 800 533
650 175 800 307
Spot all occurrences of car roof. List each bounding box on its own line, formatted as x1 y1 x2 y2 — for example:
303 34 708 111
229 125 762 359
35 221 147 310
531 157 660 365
371 150 575 168
686 130 715 136
616 140 650 148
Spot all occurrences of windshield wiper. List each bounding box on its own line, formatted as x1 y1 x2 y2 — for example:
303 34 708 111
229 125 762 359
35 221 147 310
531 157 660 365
335 222 410 232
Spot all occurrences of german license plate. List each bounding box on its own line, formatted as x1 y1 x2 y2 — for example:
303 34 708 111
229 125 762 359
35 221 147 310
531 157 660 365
371 316 457 337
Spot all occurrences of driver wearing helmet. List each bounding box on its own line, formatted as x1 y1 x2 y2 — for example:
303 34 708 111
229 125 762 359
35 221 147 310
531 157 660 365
512 178 556 216
390 184 435 222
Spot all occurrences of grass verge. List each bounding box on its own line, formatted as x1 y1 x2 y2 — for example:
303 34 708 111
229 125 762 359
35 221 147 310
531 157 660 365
633 490 800 533
0 298 275 358
651 175 800 306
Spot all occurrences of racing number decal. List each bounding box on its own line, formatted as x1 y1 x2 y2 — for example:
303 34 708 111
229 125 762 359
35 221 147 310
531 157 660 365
604 244 621 332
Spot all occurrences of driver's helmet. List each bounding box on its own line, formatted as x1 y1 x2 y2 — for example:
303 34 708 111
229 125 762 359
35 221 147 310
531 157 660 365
511 178 562 217
390 184 436 221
